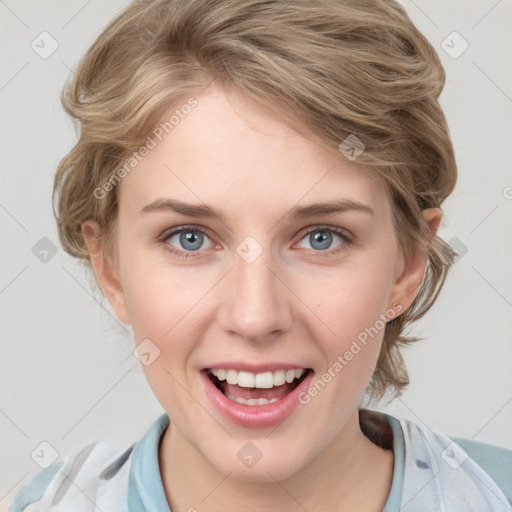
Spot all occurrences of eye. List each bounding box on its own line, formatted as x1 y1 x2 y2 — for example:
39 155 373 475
160 224 352 260
161 226 214 257
296 226 351 254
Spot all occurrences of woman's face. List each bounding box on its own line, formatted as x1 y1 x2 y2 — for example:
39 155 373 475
96 83 423 481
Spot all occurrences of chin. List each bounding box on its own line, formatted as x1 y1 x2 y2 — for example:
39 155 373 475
206 444 309 483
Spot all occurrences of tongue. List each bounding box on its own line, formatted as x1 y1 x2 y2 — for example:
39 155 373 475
224 382 294 400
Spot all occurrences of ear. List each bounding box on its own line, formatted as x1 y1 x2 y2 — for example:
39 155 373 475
81 220 131 325
387 208 442 315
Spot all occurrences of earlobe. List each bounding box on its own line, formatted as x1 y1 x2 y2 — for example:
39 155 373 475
387 207 442 316
81 220 131 325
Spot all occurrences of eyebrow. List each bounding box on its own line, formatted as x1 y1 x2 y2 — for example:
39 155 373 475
140 198 374 219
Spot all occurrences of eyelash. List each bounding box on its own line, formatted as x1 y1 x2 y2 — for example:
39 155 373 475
159 225 353 260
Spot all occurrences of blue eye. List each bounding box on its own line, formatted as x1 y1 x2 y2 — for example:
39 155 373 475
160 225 352 260
297 227 350 253
163 227 214 255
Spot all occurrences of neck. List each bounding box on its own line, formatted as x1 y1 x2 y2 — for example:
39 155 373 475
159 409 394 512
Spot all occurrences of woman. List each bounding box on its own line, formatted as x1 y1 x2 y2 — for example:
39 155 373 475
8 0 512 510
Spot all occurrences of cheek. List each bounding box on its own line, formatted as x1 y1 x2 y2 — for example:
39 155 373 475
122 265 207 412
121 260 218 398
296 257 395 343
291 254 397 410
121 253 209 335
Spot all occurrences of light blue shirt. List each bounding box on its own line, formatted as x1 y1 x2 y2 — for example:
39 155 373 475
8 411 512 511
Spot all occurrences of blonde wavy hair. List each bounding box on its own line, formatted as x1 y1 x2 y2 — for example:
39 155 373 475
53 0 457 399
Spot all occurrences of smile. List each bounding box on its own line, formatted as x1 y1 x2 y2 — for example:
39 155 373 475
208 368 308 405
202 366 314 428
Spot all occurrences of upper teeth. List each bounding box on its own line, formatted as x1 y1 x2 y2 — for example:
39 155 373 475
209 368 306 388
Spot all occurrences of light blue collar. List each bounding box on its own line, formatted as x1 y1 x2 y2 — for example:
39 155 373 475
128 413 171 512
127 410 511 510
383 413 406 510
126 411 405 511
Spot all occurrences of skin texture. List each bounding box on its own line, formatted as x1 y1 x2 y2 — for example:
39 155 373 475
83 82 441 511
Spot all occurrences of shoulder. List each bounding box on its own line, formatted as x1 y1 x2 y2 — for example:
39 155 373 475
396 415 512 510
5 413 170 512
7 440 134 512
450 436 512 505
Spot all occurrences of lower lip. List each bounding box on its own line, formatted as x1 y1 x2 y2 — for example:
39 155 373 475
201 370 314 429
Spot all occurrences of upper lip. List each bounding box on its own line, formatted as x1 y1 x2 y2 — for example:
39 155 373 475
202 363 311 373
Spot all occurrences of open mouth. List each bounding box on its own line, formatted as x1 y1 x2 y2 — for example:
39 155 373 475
206 368 312 406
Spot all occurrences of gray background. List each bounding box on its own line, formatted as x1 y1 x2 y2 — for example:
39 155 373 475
1 0 511 504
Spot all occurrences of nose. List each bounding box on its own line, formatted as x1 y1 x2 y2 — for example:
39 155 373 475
218 247 293 343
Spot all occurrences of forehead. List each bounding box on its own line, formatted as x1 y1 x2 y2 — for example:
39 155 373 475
118 83 390 222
